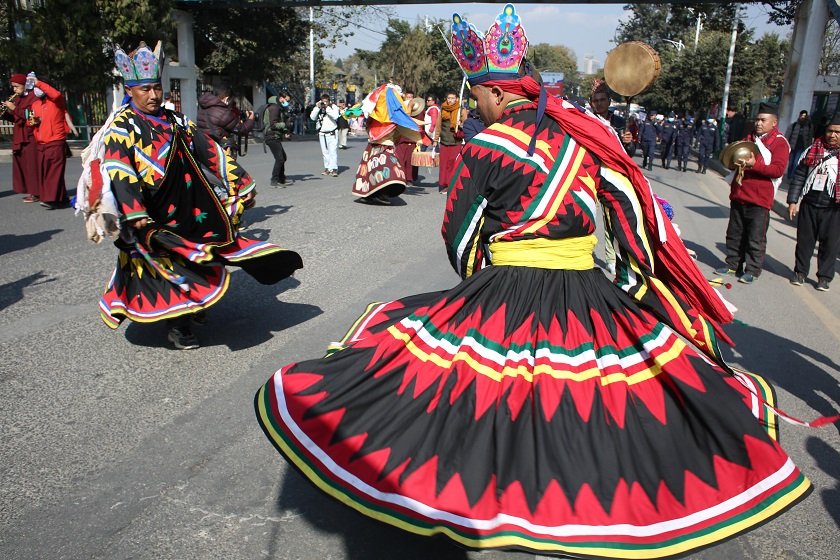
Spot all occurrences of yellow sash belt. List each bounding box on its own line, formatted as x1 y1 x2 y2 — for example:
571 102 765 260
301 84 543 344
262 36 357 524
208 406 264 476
489 235 597 270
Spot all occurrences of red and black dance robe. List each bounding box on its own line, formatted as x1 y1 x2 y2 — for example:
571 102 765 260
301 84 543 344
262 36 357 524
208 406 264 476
256 100 812 558
99 103 302 328
3 91 39 196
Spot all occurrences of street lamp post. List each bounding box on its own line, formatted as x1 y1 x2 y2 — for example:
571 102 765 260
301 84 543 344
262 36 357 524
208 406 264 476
309 6 315 106
661 39 685 53
720 15 739 146
689 9 706 52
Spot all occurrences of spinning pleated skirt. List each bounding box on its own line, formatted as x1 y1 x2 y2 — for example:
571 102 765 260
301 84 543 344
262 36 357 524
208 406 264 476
255 266 809 559
100 235 302 328
352 144 407 199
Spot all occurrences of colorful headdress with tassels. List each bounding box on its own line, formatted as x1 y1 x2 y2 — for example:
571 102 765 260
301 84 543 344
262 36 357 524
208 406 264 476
114 42 161 87
361 83 421 144
450 4 529 86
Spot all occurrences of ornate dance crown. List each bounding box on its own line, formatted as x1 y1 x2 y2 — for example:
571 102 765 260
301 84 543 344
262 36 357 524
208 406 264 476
450 4 529 85
114 42 161 87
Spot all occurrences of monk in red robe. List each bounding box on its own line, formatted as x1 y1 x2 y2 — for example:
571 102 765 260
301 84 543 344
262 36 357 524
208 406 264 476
2 74 40 202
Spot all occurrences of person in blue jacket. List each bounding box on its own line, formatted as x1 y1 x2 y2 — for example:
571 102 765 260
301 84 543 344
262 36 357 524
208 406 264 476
659 112 678 169
696 118 719 173
639 112 658 171
675 116 695 172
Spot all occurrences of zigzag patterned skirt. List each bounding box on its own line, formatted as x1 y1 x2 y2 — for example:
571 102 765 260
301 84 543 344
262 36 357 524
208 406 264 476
255 266 809 559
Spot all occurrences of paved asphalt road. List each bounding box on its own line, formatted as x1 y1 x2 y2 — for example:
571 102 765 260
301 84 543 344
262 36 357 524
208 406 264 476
0 134 838 560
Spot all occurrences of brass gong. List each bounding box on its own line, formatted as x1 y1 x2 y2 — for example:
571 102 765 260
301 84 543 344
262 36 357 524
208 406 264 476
720 141 760 170
603 41 661 98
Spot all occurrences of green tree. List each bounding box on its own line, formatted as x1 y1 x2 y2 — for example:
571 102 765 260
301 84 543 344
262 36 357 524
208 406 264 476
354 18 461 98
615 3 739 47
529 43 580 96
189 4 309 85
612 4 789 116
821 19 840 75
760 0 801 26
0 0 112 93
99 0 173 52
0 0 174 93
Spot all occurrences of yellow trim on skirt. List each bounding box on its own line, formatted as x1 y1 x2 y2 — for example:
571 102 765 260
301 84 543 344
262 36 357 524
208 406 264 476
489 235 597 270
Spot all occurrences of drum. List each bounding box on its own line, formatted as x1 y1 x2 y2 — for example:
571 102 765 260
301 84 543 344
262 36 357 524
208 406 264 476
411 150 439 168
603 41 661 98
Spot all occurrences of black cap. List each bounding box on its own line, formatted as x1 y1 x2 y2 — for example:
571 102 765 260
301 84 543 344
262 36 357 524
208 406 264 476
757 102 778 116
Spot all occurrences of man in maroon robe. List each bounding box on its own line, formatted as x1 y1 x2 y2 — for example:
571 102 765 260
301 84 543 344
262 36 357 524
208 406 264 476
3 74 39 202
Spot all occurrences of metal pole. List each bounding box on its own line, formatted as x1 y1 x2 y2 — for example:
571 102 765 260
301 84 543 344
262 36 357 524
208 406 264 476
719 15 738 145
309 7 315 106
694 13 702 51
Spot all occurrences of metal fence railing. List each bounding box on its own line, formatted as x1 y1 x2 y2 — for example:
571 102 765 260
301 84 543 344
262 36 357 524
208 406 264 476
0 89 109 144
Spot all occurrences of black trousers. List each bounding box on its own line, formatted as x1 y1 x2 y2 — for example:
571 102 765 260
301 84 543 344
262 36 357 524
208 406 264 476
698 143 713 168
661 140 675 165
641 140 655 163
794 201 840 282
724 201 770 276
676 143 691 166
266 138 287 182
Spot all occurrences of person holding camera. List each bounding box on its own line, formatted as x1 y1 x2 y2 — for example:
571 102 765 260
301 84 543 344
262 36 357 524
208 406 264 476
310 94 340 176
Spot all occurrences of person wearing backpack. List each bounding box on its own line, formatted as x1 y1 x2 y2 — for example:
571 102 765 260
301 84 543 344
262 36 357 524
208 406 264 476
196 84 255 160
263 95 293 186
310 93 340 176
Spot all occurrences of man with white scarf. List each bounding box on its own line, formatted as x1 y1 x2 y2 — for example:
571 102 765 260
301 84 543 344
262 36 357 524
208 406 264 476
715 102 789 284
787 114 840 292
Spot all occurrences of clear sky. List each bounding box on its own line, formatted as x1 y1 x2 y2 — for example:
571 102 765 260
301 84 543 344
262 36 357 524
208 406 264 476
325 3 791 72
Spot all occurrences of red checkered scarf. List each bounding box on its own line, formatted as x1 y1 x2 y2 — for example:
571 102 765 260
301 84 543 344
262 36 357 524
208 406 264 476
803 137 840 202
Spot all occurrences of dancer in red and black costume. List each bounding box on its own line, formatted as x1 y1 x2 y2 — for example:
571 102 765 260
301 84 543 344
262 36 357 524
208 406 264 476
255 5 837 558
99 43 301 349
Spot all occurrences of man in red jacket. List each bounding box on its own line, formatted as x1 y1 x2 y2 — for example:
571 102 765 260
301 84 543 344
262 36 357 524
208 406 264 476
28 73 70 209
2 74 39 202
715 102 790 284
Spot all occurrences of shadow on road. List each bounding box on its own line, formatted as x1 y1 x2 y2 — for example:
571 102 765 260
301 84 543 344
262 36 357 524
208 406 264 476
0 229 63 256
682 239 719 272
268 469 472 560
285 173 318 183
683 205 728 220
123 275 321 351
651 177 729 210
244 204 292 228
353 196 408 207
807 436 840 529
0 271 52 311
721 321 840 437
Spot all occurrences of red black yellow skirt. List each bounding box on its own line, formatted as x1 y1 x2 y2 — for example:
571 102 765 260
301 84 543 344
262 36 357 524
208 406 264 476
255 266 809 558
352 144 407 199
100 236 302 328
